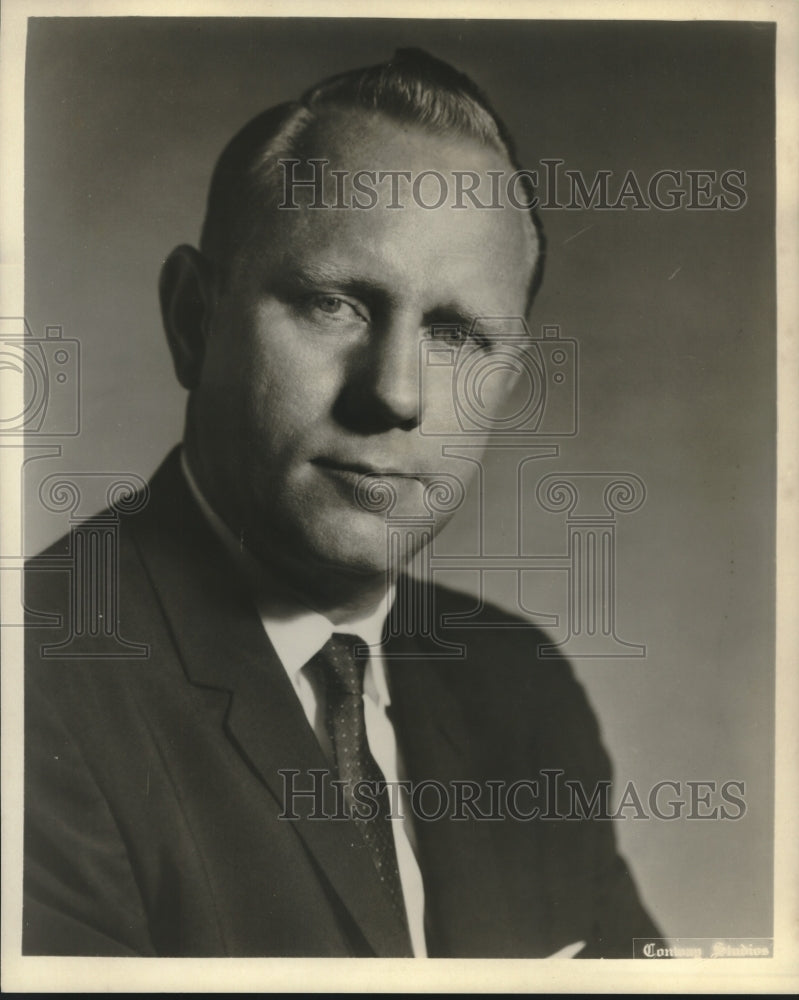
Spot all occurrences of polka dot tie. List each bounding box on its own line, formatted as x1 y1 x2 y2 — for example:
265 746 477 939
307 633 409 931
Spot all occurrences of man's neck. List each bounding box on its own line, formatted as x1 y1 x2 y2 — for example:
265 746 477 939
255 555 394 627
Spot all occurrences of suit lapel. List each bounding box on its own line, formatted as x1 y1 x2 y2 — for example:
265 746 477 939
130 451 412 956
385 597 551 957
385 624 520 957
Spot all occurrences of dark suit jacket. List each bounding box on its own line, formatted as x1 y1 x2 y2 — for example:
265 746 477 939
23 448 660 957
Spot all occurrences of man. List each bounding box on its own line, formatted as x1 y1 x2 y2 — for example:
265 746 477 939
23 49 660 957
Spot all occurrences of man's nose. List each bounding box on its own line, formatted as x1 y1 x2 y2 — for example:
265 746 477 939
338 315 422 433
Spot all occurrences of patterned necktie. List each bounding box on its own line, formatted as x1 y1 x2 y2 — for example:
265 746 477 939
307 632 409 931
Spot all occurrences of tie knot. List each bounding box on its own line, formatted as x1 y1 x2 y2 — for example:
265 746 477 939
314 633 367 696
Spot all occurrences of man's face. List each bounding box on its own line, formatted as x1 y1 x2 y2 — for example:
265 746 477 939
187 110 535 595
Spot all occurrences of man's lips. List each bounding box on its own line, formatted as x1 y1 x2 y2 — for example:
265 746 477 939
312 457 424 480
311 458 463 515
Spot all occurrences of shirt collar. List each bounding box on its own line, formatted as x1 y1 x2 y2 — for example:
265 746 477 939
260 593 393 707
180 449 394 706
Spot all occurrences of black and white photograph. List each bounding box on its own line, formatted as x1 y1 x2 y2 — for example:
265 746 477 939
1 0 797 993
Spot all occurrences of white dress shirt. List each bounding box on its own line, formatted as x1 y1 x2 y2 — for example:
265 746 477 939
180 451 427 956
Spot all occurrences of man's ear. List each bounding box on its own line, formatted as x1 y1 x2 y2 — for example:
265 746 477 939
159 245 217 390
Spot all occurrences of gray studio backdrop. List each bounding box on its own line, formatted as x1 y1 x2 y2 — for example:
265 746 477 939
23 18 775 943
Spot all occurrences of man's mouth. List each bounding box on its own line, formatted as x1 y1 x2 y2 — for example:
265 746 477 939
312 457 422 480
311 460 438 516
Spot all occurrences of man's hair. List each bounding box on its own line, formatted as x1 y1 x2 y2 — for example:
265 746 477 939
200 47 545 306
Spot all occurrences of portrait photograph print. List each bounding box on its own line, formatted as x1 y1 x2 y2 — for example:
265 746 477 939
1 0 797 994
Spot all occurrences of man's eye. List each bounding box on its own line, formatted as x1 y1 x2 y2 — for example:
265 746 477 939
431 324 490 351
431 325 468 345
310 295 367 322
316 296 344 314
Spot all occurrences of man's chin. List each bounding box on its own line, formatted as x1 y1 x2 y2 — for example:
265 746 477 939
313 522 410 579
295 511 430 584
243 495 436 606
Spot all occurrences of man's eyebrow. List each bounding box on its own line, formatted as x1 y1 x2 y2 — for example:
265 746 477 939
426 304 484 330
270 259 383 297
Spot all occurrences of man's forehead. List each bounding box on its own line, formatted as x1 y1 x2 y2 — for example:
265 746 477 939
225 106 539 310
294 105 512 177
268 113 533 243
